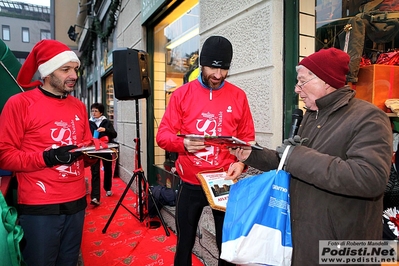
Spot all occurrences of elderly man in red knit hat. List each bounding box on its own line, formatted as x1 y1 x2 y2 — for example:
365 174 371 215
0 39 93 266
229 48 393 265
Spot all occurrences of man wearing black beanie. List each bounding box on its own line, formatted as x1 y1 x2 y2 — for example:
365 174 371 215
157 36 255 266
199 36 233 70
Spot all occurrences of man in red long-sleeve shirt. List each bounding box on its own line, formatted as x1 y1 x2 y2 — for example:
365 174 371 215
156 36 255 266
0 39 93 266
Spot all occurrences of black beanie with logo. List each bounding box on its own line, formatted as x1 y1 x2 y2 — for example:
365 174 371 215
199 36 233 70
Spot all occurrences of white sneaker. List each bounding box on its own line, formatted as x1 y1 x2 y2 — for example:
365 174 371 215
90 198 100 206
106 191 113 197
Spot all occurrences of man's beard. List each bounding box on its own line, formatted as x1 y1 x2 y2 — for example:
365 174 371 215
49 74 75 95
202 74 226 89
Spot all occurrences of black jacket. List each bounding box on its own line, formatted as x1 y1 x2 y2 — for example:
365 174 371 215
89 118 117 142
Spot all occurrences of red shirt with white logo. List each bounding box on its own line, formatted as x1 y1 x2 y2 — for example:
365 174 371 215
156 79 255 185
0 88 92 205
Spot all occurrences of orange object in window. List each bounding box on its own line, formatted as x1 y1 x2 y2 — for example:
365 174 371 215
354 65 399 112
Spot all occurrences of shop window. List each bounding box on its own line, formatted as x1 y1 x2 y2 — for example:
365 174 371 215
314 1 399 115
153 1 199 169
316 1 399 84
105 74 115 123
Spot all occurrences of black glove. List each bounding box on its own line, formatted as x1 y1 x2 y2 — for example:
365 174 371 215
276 135 309 159
43 145 82 167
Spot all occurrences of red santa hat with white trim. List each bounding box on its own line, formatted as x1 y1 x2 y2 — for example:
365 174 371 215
17 39 80 89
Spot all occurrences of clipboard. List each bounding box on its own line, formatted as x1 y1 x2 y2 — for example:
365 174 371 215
178 134 262 150
72 143 119 153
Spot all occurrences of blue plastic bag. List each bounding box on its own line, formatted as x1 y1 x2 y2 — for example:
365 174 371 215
221 147 292 265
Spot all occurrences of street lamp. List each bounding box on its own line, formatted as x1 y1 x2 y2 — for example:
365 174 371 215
67 25 89 42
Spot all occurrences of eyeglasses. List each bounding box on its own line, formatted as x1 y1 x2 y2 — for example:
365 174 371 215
295 76 317 90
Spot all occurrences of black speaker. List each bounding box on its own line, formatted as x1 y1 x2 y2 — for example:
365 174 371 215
113 48 151 100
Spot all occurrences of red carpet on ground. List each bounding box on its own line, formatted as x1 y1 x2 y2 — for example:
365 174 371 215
81 171 204 266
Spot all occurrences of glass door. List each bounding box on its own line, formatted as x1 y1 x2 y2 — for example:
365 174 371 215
152 0 199 188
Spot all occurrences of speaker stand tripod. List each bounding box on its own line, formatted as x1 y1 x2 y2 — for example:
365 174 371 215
102 99 170 236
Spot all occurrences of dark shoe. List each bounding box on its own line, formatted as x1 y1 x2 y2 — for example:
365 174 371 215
90 198 100 206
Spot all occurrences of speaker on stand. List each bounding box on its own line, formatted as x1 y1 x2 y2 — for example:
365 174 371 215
103 48 169 236
113 48 151 100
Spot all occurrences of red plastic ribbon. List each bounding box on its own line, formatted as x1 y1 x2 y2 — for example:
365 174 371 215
92 136 109 150
389 214 399 229
76 136 109 151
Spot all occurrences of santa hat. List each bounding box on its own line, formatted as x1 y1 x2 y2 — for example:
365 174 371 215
17 39 80 89
298 48 349 89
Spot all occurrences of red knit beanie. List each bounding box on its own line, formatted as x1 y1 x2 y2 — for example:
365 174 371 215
298 48 349 89
17 39 80 89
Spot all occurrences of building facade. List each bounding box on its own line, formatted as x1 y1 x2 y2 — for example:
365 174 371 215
0 0 50 62
0 0 51 112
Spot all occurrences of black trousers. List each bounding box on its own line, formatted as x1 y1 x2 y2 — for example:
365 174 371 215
20 210 85 266
90 153 113 201
174 182 235 266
